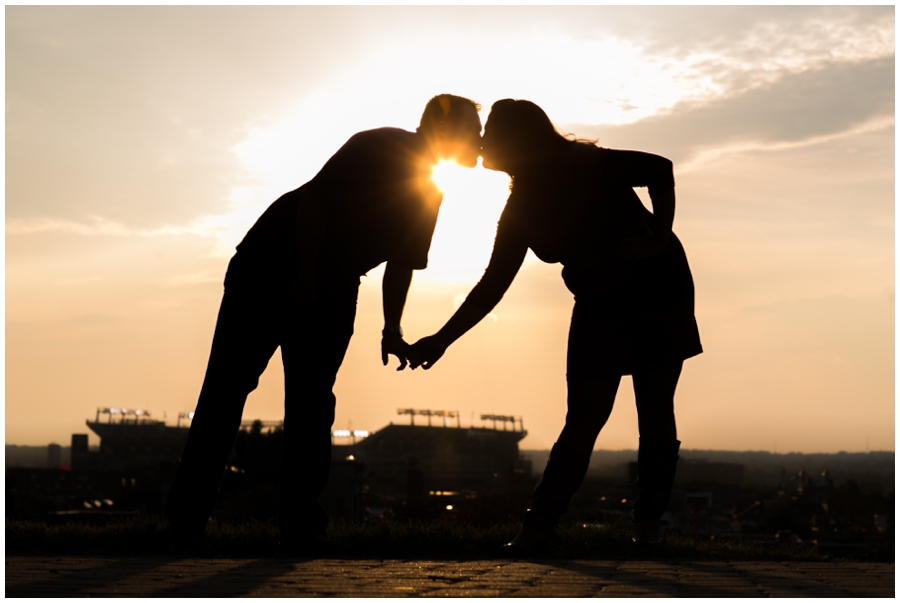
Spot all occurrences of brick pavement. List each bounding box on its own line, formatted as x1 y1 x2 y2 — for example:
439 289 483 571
5 556 894 597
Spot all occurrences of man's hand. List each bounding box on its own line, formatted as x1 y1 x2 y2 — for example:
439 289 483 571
381 332 410 371
407 335 448 370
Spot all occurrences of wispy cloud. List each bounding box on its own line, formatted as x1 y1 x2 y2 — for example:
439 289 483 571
6 214 223 237
680 114 894 171
5 213 242 257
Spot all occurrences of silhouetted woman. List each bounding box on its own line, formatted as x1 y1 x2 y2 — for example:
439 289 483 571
408 99 702 549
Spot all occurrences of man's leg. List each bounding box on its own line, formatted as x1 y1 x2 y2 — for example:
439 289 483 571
631 362 683 543
278 275 359 541
166 282 281 535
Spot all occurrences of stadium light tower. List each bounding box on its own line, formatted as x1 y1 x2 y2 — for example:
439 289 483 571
397 408 417 426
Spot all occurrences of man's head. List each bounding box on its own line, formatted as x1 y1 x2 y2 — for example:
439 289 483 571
418 94 482 168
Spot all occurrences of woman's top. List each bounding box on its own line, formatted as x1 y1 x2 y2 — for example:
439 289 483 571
462 143 683 316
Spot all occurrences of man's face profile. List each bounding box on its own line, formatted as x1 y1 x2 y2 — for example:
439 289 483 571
435 105 482 169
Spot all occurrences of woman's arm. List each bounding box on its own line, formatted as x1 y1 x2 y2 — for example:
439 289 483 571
408 216 528 369
603 149 676 264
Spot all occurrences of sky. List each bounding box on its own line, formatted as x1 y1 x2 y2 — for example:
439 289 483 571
6 6 895 453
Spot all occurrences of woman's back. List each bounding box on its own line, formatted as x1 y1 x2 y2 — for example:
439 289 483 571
503 142 654 268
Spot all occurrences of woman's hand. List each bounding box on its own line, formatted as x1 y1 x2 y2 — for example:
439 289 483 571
407 335 448 370
616 232 670 267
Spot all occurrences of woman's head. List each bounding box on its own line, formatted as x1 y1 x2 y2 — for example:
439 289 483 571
482 99 568 174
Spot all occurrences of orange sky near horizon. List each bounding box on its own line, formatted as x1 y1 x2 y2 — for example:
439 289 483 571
5 6 895 453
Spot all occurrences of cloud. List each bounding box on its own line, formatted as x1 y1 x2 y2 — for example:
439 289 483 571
6 214 225 240
571 56 894 166
560 6 892 70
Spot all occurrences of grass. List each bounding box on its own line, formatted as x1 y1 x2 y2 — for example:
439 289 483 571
5 514 847 562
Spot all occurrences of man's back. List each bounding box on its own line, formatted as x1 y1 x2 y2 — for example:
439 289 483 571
237 127 442 278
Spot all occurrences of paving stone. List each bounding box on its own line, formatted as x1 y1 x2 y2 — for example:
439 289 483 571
5 557 894 597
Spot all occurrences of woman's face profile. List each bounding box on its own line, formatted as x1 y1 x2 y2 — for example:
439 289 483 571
480 118 509 173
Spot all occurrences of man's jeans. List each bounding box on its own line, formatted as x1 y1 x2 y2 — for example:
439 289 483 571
165 253 359 538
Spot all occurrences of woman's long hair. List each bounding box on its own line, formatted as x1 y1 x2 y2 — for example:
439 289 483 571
487 100 594 192
486 100 605 258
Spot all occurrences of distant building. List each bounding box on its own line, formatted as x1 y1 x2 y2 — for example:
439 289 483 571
628 459 745 487
46 444 61 469
78 408 189 471
9 407 533 520
77 408 281 471
347 410 532 496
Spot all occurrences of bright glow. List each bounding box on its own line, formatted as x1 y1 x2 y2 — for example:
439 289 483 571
332 429 351 437
426 159 512 282
430 161 460 194
352 430 369 437
445 505 454 511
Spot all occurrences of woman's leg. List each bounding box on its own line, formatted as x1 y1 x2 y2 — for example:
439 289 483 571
557 376 621 455
633 362 681 441
508 376 620 548
631 362 683 542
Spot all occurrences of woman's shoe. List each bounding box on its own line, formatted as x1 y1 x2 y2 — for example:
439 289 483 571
502 514 559 556
632 518 661 544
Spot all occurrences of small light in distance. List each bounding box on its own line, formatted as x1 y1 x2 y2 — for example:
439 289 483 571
445 505 453 511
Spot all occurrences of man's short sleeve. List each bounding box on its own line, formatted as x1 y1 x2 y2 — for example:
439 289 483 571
388 191 442 270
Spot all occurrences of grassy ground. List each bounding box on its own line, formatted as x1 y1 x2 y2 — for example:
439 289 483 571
5 515 848 561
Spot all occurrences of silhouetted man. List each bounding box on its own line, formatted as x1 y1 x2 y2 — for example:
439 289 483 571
166 94 482 547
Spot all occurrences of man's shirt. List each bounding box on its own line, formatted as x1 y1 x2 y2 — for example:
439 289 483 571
237 128 443 278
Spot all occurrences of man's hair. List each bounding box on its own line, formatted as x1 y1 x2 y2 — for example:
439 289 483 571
418 94 481 135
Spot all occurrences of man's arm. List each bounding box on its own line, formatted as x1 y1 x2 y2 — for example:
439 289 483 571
381 261 413 370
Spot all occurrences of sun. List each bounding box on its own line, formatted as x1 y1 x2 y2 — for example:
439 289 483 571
431 160 465 195
426 160 512 283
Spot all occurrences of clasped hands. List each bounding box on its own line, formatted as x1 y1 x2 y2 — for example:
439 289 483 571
381 332 447 371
